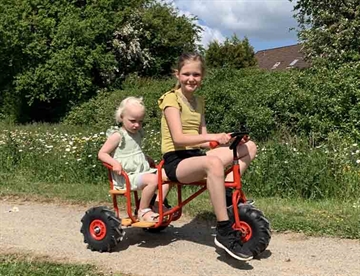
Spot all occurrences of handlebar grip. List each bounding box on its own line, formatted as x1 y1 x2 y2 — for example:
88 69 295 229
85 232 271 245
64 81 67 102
209 141 219 149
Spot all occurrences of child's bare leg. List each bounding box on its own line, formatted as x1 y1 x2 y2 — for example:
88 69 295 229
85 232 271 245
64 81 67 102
154 183 171 201
154 169 172 207
138 174 158 213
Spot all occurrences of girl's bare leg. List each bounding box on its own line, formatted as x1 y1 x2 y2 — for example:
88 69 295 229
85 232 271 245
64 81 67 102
207 140 257 181
176 155 228 221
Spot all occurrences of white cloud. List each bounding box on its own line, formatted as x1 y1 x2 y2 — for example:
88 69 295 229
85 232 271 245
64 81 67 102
162 0 298 49
199 25 226 47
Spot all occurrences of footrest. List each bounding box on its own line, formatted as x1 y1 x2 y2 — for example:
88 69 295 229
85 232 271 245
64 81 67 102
121 217 133 226
131 221 156 228
109 189 126 195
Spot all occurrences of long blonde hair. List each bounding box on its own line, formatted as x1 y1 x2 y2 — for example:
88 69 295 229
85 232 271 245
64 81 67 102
174 52 206 89
115 96 145 124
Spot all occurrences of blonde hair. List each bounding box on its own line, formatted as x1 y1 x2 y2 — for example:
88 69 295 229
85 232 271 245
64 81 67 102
115 96 145 123
174 52 206 89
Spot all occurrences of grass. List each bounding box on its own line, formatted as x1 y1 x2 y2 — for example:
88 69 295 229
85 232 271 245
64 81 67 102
0 254 113 276
1 122 360 239
183 191 360 239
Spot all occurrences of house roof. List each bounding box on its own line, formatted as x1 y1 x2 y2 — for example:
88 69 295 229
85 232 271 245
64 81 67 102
255 44 310 71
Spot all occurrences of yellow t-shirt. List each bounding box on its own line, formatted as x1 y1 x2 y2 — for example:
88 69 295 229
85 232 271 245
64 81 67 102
158 89 205 154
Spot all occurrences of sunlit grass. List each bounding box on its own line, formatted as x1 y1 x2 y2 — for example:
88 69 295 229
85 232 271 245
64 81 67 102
0 254 112 276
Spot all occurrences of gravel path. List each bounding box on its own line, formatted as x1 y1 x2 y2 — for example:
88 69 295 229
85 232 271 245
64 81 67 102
1 200 359 276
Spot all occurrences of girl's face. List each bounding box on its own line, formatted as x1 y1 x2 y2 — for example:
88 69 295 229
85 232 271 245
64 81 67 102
121 105 145 134
176 60 203 94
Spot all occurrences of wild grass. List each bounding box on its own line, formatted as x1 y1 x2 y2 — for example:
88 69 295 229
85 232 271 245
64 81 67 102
1 123 360 238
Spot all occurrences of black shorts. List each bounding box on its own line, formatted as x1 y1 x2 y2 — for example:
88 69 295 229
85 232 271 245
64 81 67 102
163 149 206 182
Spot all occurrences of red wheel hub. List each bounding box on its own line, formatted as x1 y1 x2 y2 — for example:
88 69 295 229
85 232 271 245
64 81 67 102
233 222 252 243
89 220 107 240
239 221 252 242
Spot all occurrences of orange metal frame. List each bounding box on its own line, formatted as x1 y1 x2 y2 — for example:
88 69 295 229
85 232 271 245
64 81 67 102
102 152 248 230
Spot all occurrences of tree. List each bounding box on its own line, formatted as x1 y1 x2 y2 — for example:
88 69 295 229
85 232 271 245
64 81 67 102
0 0 200 122
290 0 360 65
205 35 257 69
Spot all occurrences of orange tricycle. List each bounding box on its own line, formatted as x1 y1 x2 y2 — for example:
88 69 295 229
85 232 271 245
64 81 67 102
80 131 271 256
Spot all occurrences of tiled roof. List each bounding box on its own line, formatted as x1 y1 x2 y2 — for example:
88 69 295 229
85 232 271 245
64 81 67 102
255 44 310 71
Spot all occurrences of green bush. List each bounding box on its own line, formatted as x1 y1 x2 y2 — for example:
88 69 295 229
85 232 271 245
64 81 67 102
63 64 360 142
62 78 174 132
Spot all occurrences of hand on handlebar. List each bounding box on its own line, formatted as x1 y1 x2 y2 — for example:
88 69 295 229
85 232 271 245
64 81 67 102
209 132 250 149
209 133 231 149
240 135 249 145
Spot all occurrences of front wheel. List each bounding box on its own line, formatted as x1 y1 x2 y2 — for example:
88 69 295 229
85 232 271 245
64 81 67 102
80 206 123 252
228 204 271 257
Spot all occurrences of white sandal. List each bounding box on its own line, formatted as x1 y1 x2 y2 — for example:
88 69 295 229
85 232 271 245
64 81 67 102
138 208 159 222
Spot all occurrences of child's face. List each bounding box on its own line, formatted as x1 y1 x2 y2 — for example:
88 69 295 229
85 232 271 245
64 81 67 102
176 60 203 94
121 105 145 133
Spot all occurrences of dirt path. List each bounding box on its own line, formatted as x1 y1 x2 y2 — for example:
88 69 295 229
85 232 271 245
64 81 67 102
1 200 359 276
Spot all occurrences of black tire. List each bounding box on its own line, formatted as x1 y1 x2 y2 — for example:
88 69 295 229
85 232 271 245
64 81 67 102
228 204 271 257
80 206 123 252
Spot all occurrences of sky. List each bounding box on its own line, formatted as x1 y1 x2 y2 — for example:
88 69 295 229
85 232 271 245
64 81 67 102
160 0 299 52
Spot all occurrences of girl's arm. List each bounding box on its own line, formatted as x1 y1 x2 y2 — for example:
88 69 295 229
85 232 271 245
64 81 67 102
98 133 123 174
198 114 210 148
164 107 230 146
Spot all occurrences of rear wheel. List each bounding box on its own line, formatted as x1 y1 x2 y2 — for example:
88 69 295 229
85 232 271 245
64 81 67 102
80 206 123 252
228 204 271 257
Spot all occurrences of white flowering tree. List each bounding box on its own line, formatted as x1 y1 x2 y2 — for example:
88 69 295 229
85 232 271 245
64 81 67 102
291 0 360 65
0 0 200 122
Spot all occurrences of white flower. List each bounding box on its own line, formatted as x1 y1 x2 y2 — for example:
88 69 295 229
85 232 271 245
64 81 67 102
353 143 358 147
88 154 92 158
92 165 96 168
77 158 82 162
18 149 23 152
293 148 297 152
356 150 359 154
356 160 360 164
65 148 70 152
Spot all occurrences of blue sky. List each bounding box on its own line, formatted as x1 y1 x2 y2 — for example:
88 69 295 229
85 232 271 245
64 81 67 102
160 0 299 52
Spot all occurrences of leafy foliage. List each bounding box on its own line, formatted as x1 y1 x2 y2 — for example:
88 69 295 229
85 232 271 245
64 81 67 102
64 64 360 142
0 0 200 122
205 35 257 69
291 0 360 65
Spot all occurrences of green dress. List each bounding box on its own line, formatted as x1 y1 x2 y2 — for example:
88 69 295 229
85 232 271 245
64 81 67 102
106 126 157 190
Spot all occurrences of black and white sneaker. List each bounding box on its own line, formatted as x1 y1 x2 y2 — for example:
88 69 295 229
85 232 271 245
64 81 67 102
214 230 253 261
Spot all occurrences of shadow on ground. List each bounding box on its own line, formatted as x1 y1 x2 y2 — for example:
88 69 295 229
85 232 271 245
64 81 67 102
111 211 271 269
